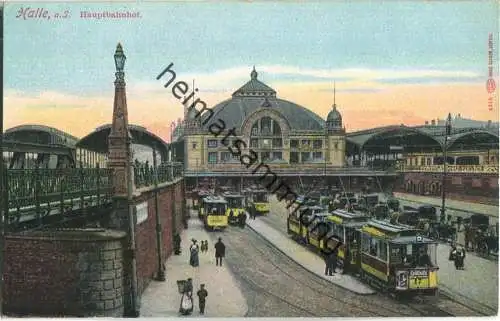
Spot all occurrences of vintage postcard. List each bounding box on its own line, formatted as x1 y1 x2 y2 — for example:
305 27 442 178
0 0 498 318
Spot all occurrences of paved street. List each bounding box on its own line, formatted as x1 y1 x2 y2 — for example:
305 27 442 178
245 214 374 294
260 195 497 316
140 218 247 317
220 224 466 316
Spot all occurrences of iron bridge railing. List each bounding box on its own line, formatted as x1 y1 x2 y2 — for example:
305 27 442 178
134 162 184 188
4 167 114 228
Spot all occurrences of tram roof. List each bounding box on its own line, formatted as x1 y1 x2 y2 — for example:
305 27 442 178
327 210 371 226
300 205 324 211
331 209 371 220
222 192 244 198
367 219 419 234
391 235 437 245
203 196 227 204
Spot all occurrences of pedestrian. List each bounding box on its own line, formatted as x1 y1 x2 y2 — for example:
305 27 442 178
328 243 340 275
189 239 200 267
214 237 226 266
229 209 234 223
251 208 256 220
174 233 182 255
323 252 333 276
239 212 247 228
179 278 194 315
197 284 208 314
455 246 466 270
449 244 457 262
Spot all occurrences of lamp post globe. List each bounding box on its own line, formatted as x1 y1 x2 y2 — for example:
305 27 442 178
114 43 126 71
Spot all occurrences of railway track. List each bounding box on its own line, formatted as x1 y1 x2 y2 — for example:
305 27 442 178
246 224 461 317
254 209 486 316
221 222 466 317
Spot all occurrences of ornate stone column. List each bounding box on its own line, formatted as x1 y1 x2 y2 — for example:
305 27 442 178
106 43 139 317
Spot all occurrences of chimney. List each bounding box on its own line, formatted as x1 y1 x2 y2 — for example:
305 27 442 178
425 121 429 125
431 119 436 126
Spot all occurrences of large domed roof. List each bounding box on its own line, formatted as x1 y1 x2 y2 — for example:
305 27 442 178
201 68 325 132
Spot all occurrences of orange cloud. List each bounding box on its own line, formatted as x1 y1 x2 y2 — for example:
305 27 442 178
4 82 496 142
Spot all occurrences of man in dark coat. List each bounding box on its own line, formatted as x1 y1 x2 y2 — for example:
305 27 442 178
173 233 182 255
197 284 208 314
327 243 341 275
324 252 333 276
214 237 226 266
239 212 247 228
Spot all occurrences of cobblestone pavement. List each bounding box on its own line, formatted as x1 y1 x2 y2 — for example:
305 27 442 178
255 195 492 316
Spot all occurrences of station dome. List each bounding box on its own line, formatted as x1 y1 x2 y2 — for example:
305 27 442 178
200 67 325 132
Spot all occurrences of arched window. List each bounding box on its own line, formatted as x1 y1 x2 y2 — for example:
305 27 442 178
250 117 284 160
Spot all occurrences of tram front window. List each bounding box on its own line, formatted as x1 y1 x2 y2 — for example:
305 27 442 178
254 193 268 202
209 205 226 216
228 198 243 208
400 243 437 267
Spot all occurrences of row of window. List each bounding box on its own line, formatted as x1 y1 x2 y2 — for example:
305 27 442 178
407 156 487 166
289 151 324 163
251 117 282 136
250 138 283 148
208 151 284 163
207 138 328 149
291 139 323 149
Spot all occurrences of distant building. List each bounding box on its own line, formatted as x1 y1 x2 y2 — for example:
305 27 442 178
424 113 499 130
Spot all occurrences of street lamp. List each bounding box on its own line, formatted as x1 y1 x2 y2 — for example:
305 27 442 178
114 43 139 317
114 43 126 71
440 113 452 222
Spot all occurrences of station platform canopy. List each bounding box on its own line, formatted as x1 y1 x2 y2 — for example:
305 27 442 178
4 124 79 148
77 124 169 157
346 125 499 154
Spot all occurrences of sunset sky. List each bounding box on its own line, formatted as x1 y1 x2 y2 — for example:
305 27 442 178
4 1 499 142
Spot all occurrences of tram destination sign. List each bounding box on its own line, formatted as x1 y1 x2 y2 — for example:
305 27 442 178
409 269 428 277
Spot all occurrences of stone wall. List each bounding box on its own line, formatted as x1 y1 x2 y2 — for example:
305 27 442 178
134 179 184 296
3 229 126 317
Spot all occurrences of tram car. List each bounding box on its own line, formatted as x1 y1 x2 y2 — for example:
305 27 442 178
247 189 270 216
309 210 371 268
223 191 246 225
386 197 400 212
197 190 212 219
201 196 229 231
287 205 325 243
359 220 439 296
360 193 379 210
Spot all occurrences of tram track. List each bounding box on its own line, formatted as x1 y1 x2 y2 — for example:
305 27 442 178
254 210 483 316
243 223 458 317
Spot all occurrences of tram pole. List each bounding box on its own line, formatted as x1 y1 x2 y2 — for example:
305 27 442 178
440 113 452 223
153 145 165 281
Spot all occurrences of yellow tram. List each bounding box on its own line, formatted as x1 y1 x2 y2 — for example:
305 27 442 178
201 196 229 230
247 189 270 215
223 192 246 225
197 191 212 219
359 219 439 296
287 205 325 242
308 210 371 270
